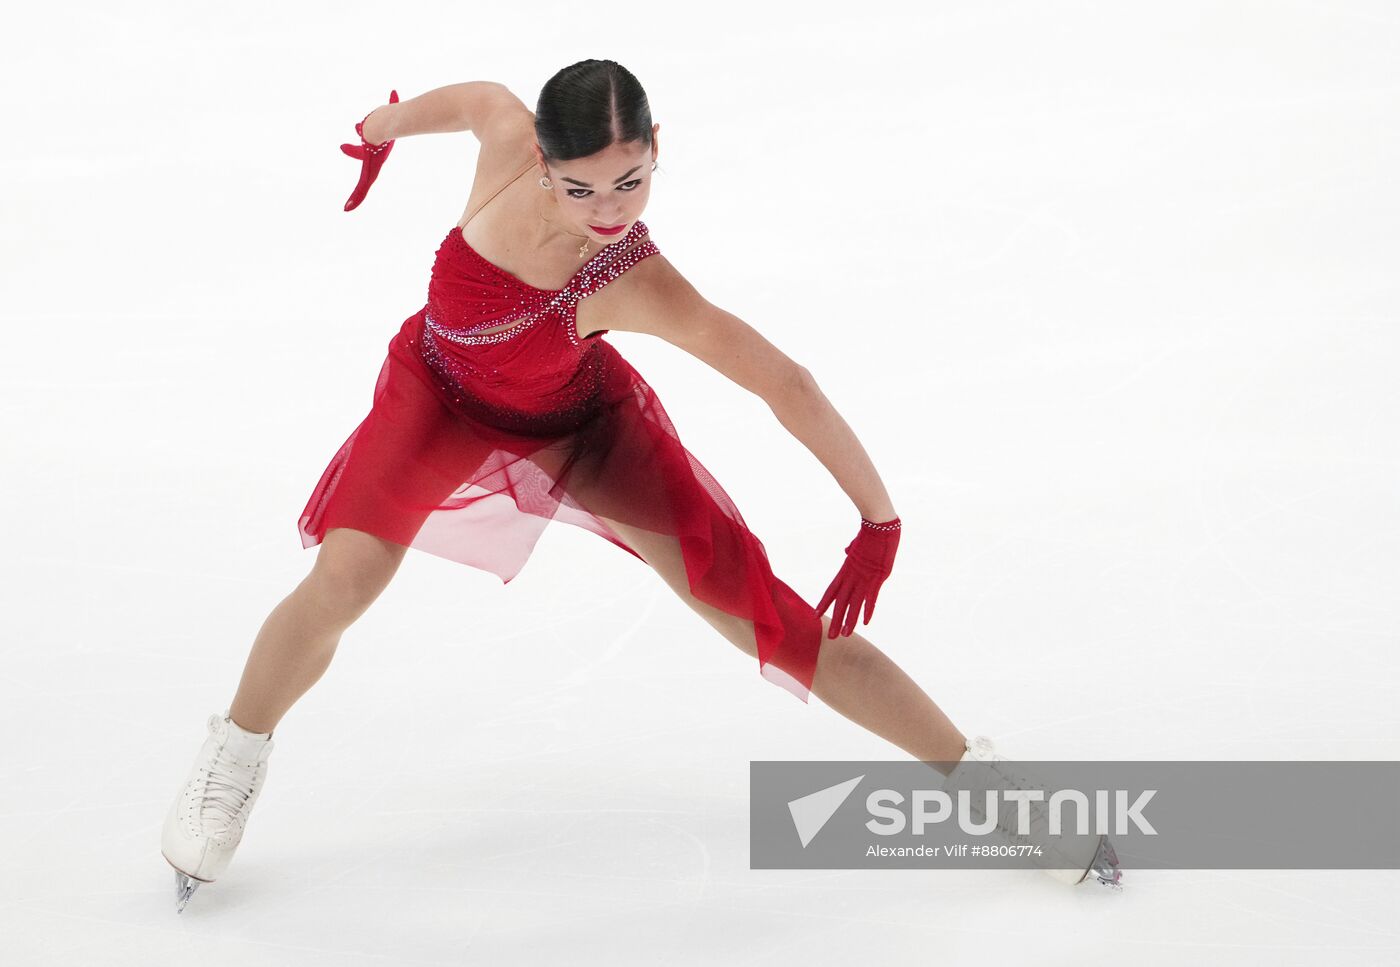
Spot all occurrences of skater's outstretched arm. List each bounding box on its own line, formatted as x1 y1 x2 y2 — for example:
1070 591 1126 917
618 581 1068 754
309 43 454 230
343 82 529 211
359 81 525 144
600 255 899 526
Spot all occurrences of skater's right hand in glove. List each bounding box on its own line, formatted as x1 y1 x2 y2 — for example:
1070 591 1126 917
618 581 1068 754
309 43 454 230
816 515 901 638
341 89 399 211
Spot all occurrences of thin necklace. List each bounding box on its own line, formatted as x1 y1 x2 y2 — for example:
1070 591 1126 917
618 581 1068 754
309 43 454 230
535 194 595 259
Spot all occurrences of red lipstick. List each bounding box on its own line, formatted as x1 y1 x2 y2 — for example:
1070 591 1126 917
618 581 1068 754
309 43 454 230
589 223 626 235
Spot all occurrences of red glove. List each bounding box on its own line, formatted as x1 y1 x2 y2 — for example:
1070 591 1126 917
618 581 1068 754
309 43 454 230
816 515 901 638
341 89 399 211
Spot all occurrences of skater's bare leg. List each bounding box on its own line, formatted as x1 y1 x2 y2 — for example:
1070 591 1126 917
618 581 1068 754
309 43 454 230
595 516 967 774
228 528 408 734
807 621 968 773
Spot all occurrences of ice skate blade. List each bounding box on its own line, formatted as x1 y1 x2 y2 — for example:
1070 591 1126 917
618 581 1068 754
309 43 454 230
1086 835 1124 892
173 870 200 913
163 853 212 913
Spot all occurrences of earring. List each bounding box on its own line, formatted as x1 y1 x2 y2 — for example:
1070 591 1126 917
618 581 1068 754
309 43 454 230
650 162 658 171
539 176 553 189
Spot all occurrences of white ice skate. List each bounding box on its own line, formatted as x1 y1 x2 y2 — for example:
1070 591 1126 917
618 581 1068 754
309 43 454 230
947 734 1123 890
160 708 275 912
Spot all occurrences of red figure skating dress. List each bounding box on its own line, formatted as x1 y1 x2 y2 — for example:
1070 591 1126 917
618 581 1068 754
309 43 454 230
298 160 824 701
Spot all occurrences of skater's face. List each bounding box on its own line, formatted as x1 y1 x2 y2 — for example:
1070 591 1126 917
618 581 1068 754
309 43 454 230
535 125 660 240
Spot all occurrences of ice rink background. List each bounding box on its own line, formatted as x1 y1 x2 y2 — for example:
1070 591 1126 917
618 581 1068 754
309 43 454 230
2 1 1397 964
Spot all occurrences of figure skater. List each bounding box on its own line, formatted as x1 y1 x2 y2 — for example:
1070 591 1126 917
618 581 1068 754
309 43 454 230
160 59 1121 911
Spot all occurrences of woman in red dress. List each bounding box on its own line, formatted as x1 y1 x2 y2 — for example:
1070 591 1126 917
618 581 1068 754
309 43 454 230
159 60 1120 911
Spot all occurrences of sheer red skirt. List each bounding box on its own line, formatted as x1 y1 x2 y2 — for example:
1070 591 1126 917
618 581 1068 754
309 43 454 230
297 310 824 702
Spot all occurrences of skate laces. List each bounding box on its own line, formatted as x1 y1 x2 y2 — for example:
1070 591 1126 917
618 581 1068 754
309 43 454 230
200 751 257 836
198 717 261 838
962 740 1055 845
961 736 1118 885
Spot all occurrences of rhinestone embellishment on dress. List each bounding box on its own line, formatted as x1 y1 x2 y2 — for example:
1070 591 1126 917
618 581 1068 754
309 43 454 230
426 221 657 347
406 219 660 436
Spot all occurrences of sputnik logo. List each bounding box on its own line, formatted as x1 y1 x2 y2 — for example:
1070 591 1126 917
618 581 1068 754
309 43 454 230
787 775 865 848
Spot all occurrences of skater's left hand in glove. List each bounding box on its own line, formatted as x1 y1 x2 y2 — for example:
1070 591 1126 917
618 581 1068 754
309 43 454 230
817 515 901 638
341 89 399 211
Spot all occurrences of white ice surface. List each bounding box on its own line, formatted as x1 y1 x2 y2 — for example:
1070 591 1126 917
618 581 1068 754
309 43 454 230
2 1 1397 965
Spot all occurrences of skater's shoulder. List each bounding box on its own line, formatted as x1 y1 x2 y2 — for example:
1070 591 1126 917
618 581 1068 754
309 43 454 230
593 255 808 401
581 246 699 338
463 83 534 145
